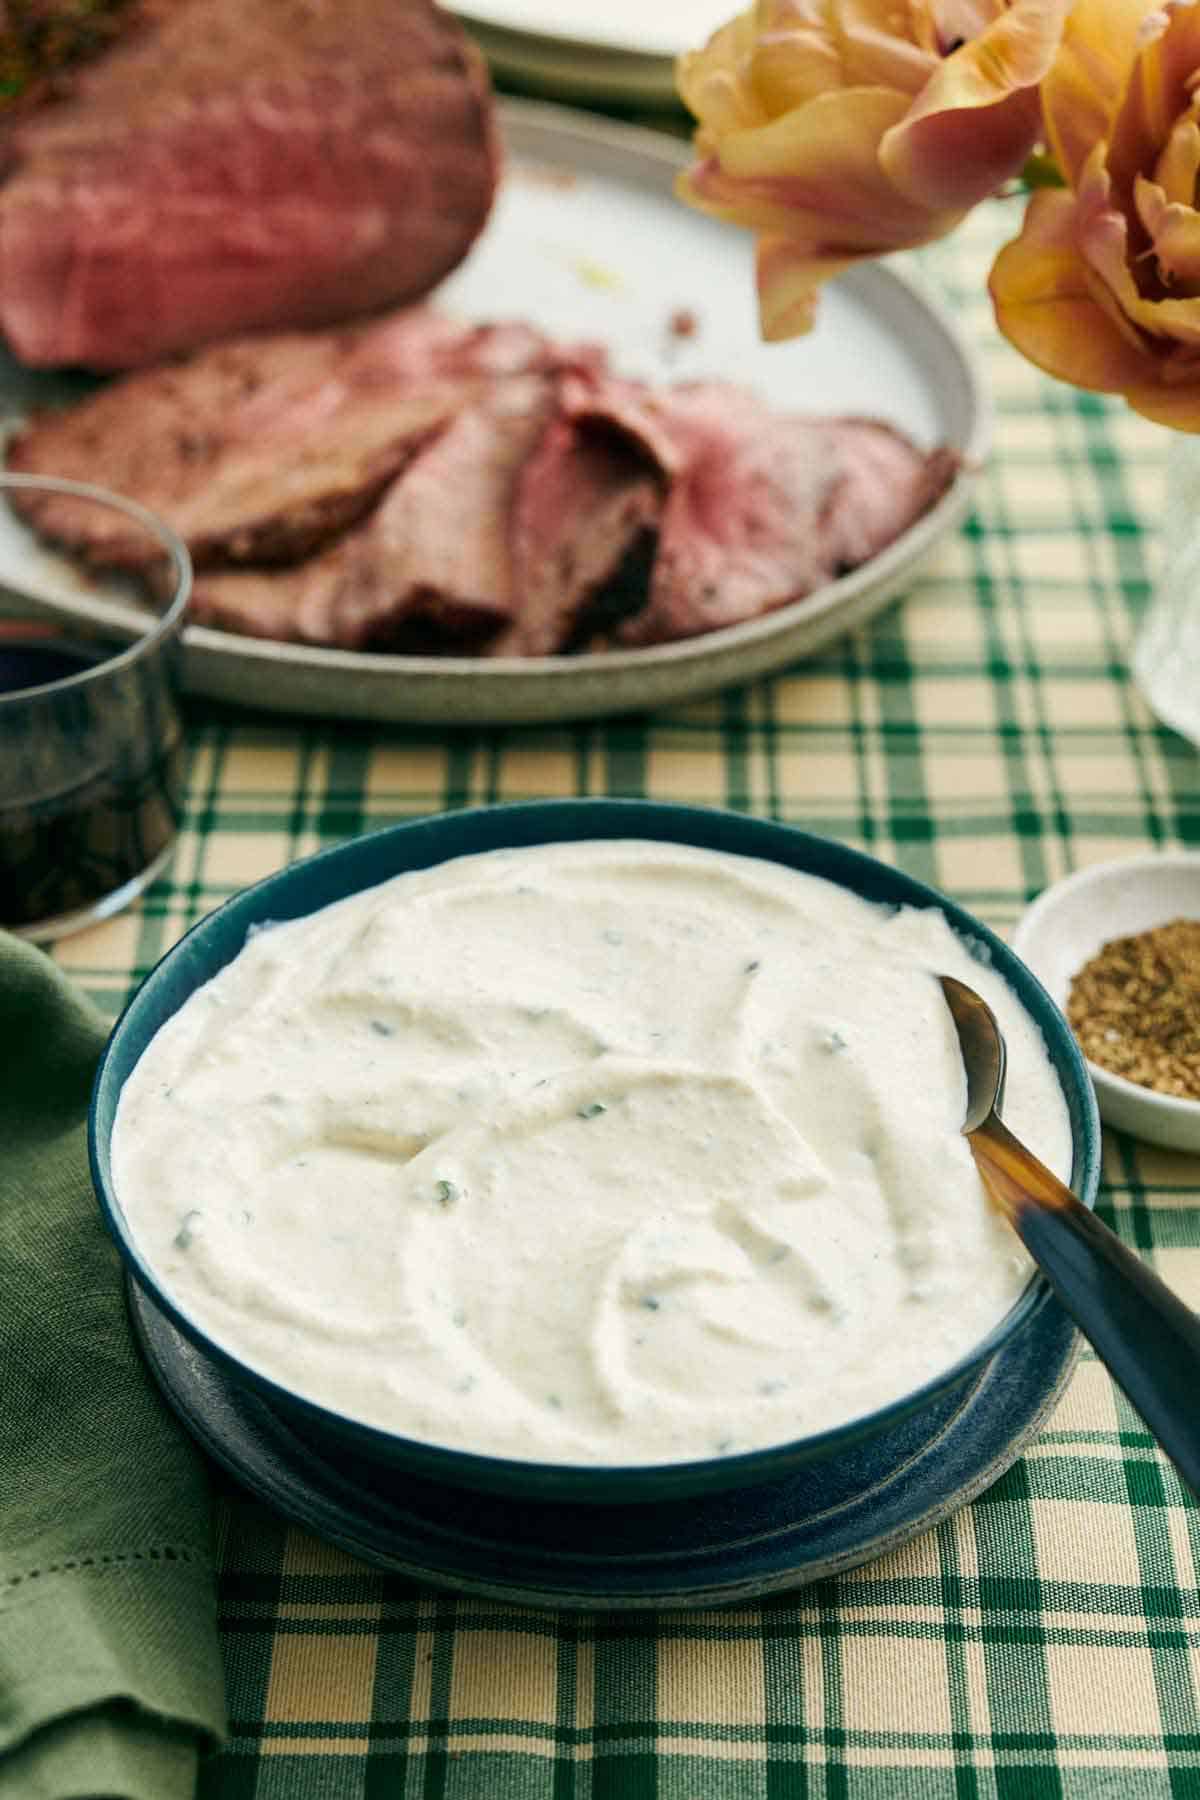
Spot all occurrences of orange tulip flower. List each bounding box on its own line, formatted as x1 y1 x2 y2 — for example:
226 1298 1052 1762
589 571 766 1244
677 0 1071 340
991 0 1200 429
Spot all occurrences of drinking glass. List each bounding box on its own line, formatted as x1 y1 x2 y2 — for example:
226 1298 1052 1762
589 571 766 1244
0 473 192 940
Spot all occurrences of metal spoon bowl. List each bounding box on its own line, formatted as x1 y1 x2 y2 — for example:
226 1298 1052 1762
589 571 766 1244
940 973 1200 1499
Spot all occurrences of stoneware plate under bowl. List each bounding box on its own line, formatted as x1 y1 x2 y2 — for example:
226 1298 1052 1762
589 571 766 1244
128 1275 1078 1607
1011 851 1200 1152
90 802 1098 1583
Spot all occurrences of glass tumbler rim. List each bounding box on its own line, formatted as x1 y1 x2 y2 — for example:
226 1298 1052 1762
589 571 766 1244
0 471 192 707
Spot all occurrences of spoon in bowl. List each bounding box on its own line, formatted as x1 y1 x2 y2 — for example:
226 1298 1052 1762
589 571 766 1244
939 973 1200 1498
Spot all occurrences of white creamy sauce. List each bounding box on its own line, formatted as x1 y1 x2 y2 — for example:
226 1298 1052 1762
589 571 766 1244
112 840 1073 1465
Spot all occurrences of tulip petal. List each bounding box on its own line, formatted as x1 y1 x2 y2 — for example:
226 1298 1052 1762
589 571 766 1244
747 0 850 111
1038 0 1154 187
677 9 771 135
1109 1 1200 201
1072 152 1200 343
881 0 1069 208
679 86 963 246
829 0 937 90
1118 384 1200 432
1136 172 1200 287
756 232 861 338
990 188 1164 391
991 184 1200 430
884 85 1044 210
1152 110 1200 208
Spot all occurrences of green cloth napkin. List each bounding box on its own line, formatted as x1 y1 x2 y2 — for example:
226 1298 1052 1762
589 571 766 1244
0 934 226 1800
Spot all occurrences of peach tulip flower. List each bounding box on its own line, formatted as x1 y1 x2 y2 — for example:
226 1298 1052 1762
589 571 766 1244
991 0 1200 429
677 0 1071 340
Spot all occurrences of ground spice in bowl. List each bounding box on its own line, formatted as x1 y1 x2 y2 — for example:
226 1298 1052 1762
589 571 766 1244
1067 919 1200 1100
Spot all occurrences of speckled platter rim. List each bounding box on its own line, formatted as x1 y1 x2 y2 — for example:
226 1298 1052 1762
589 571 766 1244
128 1278 1079 1608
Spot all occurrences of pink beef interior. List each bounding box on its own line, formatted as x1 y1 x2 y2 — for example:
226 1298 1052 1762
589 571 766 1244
492 386 668 658
0 0 499 369
618 384 844 647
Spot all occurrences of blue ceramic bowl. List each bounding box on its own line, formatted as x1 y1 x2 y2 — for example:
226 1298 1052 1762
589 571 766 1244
90 800 1101 1505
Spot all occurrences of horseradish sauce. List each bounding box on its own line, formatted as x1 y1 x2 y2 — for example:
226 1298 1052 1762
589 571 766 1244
111 841 1073 1464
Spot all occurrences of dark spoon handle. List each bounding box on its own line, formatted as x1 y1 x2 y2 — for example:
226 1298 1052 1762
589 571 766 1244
971 1116 1200 1499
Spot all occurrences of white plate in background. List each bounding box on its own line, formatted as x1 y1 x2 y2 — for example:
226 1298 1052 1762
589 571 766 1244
453 23 685 107
454 0 731 60
0 100 989 727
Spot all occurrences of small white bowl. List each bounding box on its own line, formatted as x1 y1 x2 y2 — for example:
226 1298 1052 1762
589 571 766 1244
1011 852 1200 1152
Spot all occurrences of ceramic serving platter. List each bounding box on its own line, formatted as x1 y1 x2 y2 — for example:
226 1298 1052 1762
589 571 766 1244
129 1276 1078 1608
0 100 989 728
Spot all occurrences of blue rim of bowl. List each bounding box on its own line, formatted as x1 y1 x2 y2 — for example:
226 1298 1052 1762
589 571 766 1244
89 799 1101 1501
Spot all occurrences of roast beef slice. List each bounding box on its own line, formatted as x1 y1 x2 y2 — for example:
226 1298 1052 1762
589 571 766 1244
818 419 958 571
191 373 562 649
7 308 564 569
188 561 340 645
0 0 499 369
617 384 842 647
490 398 666 658
616 387 957 648
327 373 562 647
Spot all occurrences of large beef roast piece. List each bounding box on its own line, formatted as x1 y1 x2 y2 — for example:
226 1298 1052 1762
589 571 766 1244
0 0 499 369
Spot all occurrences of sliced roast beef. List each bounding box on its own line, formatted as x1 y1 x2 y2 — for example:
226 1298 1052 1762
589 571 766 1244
616 384 843 647
0 0 499 369
189 560 343 644
7 308 564 569
558 369 683 475
489 380 668 657
817 420 958 571
191 372 561 648
327 373 560 648
7 293 959 659
612 387 957 648
189 543 354 651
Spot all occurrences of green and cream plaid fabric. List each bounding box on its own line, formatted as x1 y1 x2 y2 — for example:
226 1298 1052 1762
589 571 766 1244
52 195 1200 1797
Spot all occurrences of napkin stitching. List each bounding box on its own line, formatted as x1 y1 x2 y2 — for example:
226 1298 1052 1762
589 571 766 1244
5 1547 208 1591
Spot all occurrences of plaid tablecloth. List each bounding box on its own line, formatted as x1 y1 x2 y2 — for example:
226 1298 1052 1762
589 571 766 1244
51 188 1200 1796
